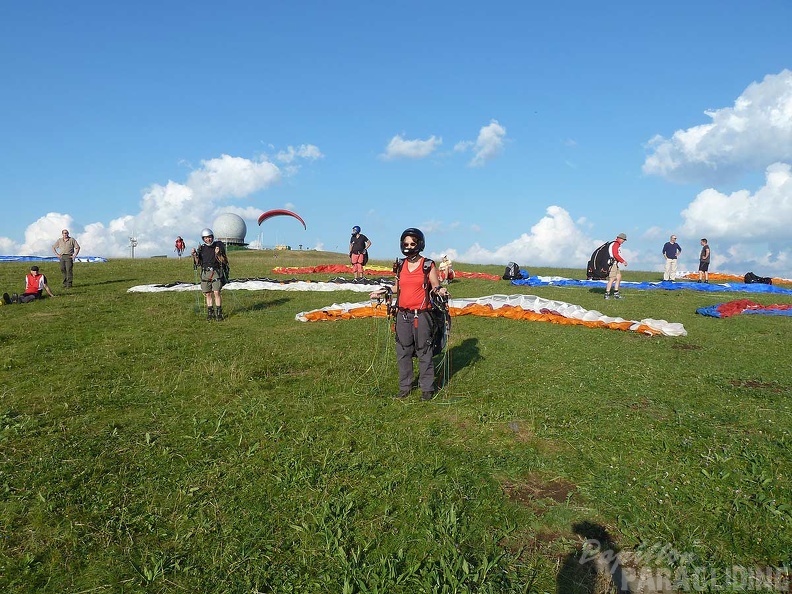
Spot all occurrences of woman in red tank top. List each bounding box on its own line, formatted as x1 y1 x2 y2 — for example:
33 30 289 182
372 228 449 401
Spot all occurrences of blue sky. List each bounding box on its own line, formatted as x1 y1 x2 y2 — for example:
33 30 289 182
2 1 792 276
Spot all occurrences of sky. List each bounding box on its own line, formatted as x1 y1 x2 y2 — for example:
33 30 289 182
2 1 792 277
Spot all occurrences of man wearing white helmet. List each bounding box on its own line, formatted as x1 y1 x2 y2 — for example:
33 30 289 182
191 228 228 320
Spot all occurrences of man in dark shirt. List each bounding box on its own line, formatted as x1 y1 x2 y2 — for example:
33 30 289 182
349 225 372 282
662 235 682 282
192 228 228 320
698 239 711 283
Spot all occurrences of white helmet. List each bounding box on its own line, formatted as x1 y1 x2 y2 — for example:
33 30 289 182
201 228 214 238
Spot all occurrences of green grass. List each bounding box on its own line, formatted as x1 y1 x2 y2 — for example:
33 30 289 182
1 251 791 593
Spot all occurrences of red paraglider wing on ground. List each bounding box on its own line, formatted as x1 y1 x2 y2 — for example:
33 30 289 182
257 209 307 229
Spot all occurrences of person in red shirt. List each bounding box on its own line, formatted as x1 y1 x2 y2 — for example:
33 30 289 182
3 265 56 304
371 228 449 400
175 236 186 259
604 233 628 300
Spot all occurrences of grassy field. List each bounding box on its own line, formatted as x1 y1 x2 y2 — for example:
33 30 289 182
1 249 791 593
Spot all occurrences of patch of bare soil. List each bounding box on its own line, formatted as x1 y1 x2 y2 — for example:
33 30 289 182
671 343 702 350
729 379 786 393
502 473 577 512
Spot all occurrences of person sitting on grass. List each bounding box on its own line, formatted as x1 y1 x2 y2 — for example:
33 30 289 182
3 265 56 304
438 254 455 285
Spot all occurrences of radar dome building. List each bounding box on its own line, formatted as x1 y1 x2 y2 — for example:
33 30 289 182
212 213 247 247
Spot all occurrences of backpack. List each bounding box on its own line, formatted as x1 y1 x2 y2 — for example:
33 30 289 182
502 261 521 280
394 257 451 356
214 241 230 286
744 271 772 285
587 242 614 280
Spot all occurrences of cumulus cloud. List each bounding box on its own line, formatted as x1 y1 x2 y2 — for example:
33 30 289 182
676 161 792 274
468 119 506 167
187 154 281 199
12 152 306 258
381 134 442 160
15 213 77 257
680 162 792 241
643 69 792 183
451 206 599 266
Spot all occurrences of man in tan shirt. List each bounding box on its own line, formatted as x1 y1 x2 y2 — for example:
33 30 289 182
52 229 80 288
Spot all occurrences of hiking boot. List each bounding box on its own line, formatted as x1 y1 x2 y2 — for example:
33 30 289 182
421 391 435 401
613 293 623 299
11 293 19 304
604 293 610 300
215 307 224 321
2 293 10 305
206 306 214 321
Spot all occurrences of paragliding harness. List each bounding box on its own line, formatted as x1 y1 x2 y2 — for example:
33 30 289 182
195 242 230 286
587 242 614 280
744 272 772 285
502 261 522 280
391 257 451 357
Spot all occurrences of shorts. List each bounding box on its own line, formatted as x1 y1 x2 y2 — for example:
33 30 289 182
698 262 710 272
608 262 620 280
200 268 222 292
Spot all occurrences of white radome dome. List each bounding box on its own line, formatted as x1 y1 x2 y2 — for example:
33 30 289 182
212 213 247 244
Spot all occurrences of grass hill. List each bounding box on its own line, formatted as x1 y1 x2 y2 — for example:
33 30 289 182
1 250 790 592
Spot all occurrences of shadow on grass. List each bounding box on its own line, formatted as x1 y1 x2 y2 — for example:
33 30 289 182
444 337 483 383
588 287 608 296
233 296 291 313
93 278 139 286
556 521 632 594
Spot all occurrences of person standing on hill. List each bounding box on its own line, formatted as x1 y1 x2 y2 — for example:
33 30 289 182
698 238 711 283
662 234 682 282
370 228 449 401
52 229 80 288
349 225 371 282
604 233 628 300
175 236 186 259
192 228 228 321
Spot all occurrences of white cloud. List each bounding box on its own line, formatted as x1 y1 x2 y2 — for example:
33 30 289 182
454 206 598 266
642 226 667 240
187 154 281 199
11 153 304 258
469 119 506 167
680 162 792 242
16 213 76 257
643 69 792 183
381 134 442 160
675 162 792 274
276 144 324 164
